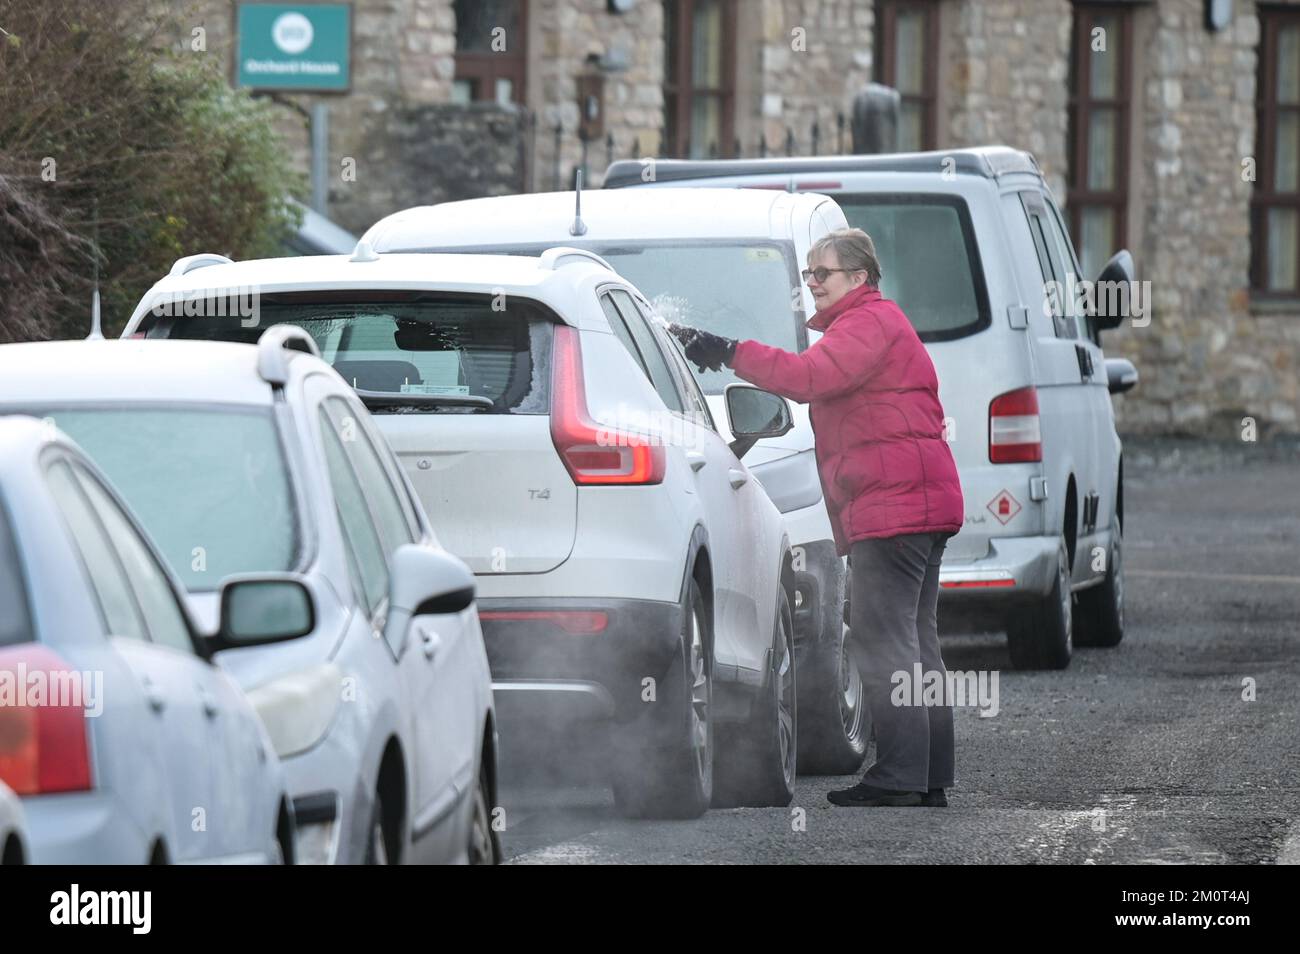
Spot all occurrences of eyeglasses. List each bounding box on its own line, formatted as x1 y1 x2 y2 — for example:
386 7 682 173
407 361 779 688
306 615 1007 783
801 266 858 284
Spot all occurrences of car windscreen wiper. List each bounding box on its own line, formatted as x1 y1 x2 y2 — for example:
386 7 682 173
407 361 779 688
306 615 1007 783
354 389 494 411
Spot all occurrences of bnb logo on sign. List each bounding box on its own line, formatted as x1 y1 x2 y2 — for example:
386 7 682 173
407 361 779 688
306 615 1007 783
986 489 1021 525
273 12 315 55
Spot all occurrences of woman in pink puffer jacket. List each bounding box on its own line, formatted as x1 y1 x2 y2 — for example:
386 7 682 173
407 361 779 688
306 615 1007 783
672 227 964 809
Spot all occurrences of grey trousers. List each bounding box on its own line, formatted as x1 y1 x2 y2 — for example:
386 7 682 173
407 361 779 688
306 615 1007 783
848 531 955 793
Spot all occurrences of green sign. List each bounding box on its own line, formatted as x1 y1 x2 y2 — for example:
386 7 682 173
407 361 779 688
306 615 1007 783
237 4 351 91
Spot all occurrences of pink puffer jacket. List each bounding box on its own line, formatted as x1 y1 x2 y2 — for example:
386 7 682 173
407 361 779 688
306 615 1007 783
729 283 963 555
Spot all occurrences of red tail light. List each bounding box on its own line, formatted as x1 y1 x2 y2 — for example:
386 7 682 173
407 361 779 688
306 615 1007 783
549 325 665 485
988 386 1042 463
0 645 93 795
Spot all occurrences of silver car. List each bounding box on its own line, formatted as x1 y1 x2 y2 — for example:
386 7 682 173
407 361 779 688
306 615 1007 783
0 416 297 863
0 332 499 864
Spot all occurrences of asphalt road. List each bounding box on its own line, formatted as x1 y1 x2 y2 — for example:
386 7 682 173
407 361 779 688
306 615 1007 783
497 439 1300 864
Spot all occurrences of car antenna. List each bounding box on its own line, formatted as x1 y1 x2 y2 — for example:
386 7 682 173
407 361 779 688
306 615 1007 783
570 169 588 237
87 200 105 341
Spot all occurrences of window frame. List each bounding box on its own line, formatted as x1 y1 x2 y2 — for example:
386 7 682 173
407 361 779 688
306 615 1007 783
874 0 941 152
663 0 738 159
452 0 529 106
1252 4 1300 297
1068 1 1133 279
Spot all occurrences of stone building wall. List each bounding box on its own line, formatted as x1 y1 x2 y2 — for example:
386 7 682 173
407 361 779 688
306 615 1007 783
531 0 664 190
941 0 1072 199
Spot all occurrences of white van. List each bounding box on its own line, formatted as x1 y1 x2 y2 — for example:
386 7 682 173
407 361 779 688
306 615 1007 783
361 189 871 772
603 147 1140 670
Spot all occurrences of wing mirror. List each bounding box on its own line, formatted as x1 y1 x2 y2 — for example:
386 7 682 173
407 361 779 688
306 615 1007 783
725 384 794 459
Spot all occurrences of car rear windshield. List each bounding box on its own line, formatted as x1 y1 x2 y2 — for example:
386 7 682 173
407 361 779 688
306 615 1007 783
402 243 805 396
834 194 991 341
0 494 34 646
161 293 554 414
36 407 298 592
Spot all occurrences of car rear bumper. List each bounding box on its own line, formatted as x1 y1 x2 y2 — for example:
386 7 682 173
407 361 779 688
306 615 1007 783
23 790 149 864
478 597 681 726
939 534 1059 603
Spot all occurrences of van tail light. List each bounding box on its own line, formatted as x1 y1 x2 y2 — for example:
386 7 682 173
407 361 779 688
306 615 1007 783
549 325 665 485
0 645 94 795
989 386 1042 463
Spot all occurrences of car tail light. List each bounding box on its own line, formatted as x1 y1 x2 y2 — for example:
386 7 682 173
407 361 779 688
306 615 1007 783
479 610 609 635
795 180 842 191
550 325 665 485
0 645 93 795
989 386 1042 463
940 580 1016 589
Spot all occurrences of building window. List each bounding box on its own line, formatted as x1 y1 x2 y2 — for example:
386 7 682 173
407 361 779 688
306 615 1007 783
1252 7 1300 296
663 0 736 158
874 0 940 152
453 0 527 106
1068 3 1132 281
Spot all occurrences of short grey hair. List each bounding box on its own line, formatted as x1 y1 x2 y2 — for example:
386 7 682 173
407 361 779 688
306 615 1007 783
810 227 882 286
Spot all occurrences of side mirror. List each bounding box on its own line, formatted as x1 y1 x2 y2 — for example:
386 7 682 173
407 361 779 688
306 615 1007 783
725 384 794 459
1105 357 1139 395
383 545 477 651
215 576 316 649
1093 249 1136 331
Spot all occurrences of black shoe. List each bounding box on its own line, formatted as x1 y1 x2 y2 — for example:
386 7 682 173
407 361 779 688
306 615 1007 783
920 788 948 808
827 782 922 807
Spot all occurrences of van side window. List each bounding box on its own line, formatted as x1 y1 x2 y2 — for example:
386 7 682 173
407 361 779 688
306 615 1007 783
1045 198 1101 346
1019 192 1079 339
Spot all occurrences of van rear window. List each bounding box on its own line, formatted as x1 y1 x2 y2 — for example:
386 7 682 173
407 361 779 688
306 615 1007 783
0 495 34 646
835 195 991 341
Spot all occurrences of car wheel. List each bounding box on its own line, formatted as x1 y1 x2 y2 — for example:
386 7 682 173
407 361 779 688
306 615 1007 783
467 765 500 865
713 586 798 807
612 575 713 820
796 620 868 775
1076 512 1124 648
1007 536 1073 670
364 791 390 865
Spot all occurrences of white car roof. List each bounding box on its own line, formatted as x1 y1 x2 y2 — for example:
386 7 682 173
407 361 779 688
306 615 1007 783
363 188 825 250
0 340 281 406
125 251 615 334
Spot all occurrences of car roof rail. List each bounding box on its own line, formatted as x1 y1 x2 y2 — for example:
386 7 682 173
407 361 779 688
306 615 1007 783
257 325 321 386
168 253 235 278
537 246 614 272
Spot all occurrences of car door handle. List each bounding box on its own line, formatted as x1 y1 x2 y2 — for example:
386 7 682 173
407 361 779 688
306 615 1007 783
1075 343 1095 380
420 627 442 660
685 450 707 472
141 677 165 714
728 468 748 489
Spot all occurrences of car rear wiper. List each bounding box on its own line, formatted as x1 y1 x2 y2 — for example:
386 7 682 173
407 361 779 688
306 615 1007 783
354 389 494 411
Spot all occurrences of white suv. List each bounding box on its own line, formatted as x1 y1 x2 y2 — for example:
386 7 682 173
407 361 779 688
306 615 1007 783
123 247 799 819
360 188 870 773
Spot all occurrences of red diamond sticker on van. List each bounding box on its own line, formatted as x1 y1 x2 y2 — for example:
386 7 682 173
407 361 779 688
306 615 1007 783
987 489 1021 525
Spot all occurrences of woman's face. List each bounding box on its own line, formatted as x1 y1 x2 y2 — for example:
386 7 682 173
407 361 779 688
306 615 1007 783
805 247 868 311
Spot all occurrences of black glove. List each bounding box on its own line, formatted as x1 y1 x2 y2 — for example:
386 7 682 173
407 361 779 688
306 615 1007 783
668 323 737 373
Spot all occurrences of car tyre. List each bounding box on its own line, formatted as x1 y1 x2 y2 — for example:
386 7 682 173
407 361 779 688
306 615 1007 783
797 620 867 775
364 791 390 865
612 575 713 820
1076 511 1124 648
713 586 798 807
467 764 500 865
1007 536 1073 670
